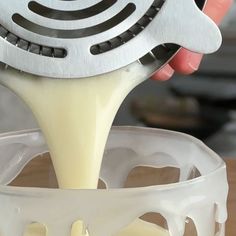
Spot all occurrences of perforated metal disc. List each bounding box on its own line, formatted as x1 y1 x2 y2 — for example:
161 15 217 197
0 0 221 78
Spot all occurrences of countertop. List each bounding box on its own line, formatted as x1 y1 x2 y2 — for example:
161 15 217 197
226 160 236 236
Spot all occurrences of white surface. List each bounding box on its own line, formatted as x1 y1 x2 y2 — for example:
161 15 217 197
0 127 228 236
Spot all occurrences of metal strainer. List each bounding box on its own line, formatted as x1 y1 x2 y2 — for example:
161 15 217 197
0 0 221 78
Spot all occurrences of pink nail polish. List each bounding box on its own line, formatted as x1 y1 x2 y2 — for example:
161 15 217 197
158 65 174 81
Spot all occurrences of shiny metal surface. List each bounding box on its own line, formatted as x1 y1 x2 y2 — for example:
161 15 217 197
0 0 221 78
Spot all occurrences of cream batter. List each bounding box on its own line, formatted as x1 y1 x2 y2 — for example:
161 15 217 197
0 63 168 236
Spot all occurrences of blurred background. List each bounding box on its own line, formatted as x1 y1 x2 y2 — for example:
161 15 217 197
0 2 236 158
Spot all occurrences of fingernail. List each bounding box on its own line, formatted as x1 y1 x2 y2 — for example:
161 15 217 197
152 65 174 81
161 66 174 80
187 53 203 72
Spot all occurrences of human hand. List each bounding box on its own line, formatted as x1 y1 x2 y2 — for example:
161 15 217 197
152 0 233 81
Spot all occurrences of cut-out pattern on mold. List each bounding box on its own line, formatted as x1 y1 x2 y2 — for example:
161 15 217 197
140 212 168 230
115 213 169 236
9 153 58 188
184 218 198 236
124 166 180 188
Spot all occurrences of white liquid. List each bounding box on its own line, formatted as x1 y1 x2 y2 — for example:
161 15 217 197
0 63 168 235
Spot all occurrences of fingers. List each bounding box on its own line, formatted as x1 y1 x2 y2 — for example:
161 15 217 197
169 0 233 75
203 0 234 25
151 64 174 81
169 50 203 75
152 0 233 80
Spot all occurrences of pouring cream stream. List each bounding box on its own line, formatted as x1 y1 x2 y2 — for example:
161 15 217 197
0 62 169 236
